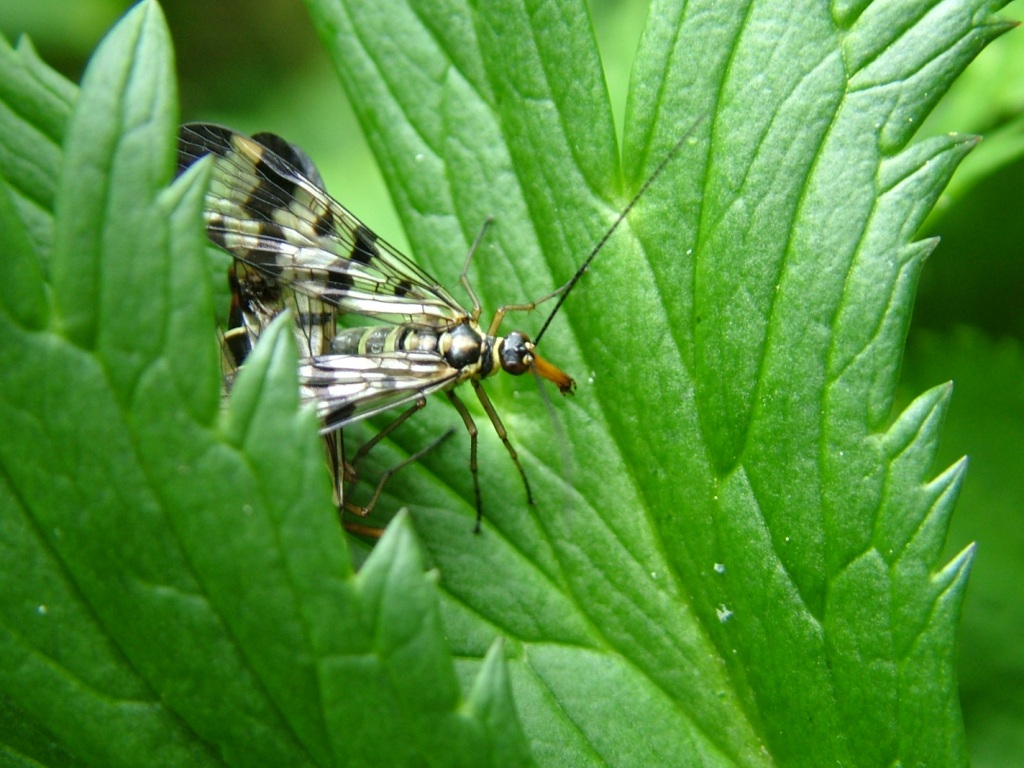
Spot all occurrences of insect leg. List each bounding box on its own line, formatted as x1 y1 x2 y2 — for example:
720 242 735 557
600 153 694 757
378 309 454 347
340 398 426 513
337 400 453 530
446 389 483 532
351 427 457 526
324 430 354 510
342 519 388 539
458 217 495 322
471 380 534 510
348 397 427 469
485 289 564 337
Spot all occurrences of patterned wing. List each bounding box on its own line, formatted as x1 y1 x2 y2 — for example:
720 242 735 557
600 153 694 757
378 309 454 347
178 122 466 329
221 259 351 510
300 352 461 432
229 260 337 360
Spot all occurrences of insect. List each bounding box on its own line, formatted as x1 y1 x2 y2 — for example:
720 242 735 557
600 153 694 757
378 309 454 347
219 287 447 538
178 117 701 531
182 125 446 534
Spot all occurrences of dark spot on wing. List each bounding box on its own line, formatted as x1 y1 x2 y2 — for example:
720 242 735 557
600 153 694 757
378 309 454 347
323 403 357 428
395 279 412 297
177 123 234 175
251 132 303 167
252 131 327 191
258 220 286 243
295 310 335 328
247 248 287 275
236 275 281 308
245 160 298 222
351 224 379 264
329 271 355 291
312 208 336 237
206 220 228 249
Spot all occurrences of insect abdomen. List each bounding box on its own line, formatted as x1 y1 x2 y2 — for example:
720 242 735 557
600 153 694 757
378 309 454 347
332 325 441 356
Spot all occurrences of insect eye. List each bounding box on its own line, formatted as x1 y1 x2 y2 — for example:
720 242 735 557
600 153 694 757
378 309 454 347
500 332 533 375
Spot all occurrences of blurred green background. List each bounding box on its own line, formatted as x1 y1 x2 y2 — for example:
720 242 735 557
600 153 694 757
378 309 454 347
2 0 1021 764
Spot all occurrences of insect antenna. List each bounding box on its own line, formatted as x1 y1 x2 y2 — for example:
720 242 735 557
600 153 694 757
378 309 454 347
534 113 708 345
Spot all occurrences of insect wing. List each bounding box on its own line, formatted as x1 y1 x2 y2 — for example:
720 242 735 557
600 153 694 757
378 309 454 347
178 123 465 329
301 352 459 433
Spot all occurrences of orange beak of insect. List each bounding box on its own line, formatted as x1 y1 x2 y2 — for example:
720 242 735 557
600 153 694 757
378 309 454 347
533 353 576 395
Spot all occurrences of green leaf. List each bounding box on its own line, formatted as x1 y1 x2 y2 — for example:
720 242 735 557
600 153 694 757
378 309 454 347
898 329 1024 767
911 2 1024 347
915 136 1024 340
920 0 1023 200
304 0 1000 765
1 2 522 765
0 29 76 257
2 0 1007 764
